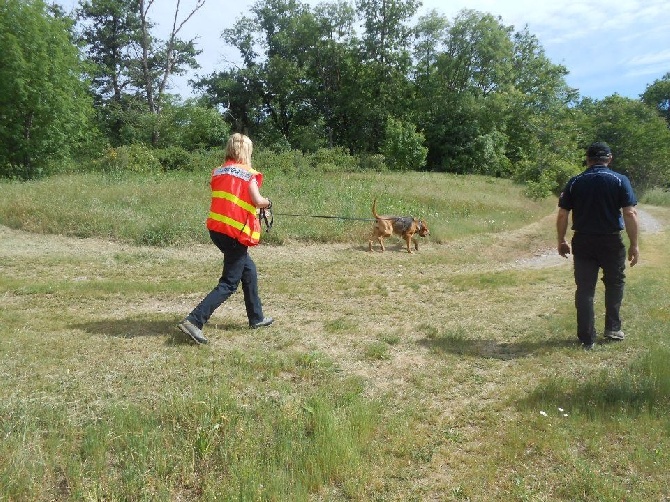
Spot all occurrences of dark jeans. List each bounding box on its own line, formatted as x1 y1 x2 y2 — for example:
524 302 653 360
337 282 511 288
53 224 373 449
187 231 264 328
571 233 626 345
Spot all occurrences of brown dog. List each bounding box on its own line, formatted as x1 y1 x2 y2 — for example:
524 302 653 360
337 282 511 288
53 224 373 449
369 198 429 253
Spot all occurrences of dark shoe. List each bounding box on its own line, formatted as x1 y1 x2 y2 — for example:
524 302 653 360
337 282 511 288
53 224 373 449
178 319 208 344
250 317 274 329
582 342 596 351
604 330 625 341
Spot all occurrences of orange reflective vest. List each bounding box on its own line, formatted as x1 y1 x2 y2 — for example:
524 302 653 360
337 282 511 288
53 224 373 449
206 161 263 246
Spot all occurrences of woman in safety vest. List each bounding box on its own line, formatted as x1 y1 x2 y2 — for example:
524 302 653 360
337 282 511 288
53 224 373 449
178 133 273 344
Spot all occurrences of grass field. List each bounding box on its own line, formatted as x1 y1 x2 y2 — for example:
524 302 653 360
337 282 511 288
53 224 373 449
1 171 669 501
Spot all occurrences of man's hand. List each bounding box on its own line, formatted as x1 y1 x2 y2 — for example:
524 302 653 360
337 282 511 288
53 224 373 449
558 240 571 258
628 245 639 267
556 208 571 259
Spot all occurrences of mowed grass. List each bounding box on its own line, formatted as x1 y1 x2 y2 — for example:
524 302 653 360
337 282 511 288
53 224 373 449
0 171 669 501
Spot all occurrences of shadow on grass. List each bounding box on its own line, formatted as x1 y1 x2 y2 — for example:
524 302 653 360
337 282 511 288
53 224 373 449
73 317 248 344
72 317 185 341
418 336 577 360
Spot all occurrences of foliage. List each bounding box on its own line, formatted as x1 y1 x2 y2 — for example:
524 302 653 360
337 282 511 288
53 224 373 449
640 187 670 207
641 71 670 127
155 146 192 171
76 0 204 147
310 147 360 172
2 0 670 194
516 155 581 199
577 95 670 191
0 0 96 179
155 98 230 151
205 3 582 181
381 117 428 171
96 144 162 174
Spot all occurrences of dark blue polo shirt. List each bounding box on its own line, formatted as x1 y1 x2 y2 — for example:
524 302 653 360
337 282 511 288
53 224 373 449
558 165 637 234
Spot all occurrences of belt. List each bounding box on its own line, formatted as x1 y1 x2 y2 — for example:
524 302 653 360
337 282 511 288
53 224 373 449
573 230 621 235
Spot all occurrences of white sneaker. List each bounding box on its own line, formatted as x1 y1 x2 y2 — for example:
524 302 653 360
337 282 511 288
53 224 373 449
604 330 625 341
178 319 208 344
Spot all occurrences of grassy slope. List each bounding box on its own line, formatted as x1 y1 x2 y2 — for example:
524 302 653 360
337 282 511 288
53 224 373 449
0 172 668 501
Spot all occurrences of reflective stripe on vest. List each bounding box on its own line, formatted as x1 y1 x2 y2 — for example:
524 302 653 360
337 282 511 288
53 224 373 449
206 163 263 246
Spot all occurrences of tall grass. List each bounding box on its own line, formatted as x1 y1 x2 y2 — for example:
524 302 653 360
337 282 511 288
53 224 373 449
640 186 670 207
0 345 377 500
0 169 556 246
523 346 670 417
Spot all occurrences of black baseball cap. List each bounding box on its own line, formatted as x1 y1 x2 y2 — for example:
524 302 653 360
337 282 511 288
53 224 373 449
586 142 612 159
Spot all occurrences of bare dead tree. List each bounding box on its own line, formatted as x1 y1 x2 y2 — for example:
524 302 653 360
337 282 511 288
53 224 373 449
138 0 206 146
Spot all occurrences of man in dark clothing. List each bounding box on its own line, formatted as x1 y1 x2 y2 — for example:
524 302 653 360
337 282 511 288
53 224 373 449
556 142 639 350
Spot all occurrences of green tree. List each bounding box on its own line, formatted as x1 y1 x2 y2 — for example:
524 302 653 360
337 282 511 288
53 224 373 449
76 0 204 148
77 0 141 145
307 1 357 149
219 0 320 148
504 28 580 195
205 1 581 181
382 117 427 170
0 0 95 178
577 95 670 191
641 72 670 128
414 10 577 179
135 0 203 146
351 0 419 152
157 98 230 150
422 10 515 171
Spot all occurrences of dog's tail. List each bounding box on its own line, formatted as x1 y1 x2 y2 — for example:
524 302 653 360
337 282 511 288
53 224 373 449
372 197 380 219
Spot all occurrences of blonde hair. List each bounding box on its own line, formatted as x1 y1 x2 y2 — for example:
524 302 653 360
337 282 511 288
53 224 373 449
225 133 253 166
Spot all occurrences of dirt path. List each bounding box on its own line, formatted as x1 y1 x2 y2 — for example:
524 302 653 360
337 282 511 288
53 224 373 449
0 205 663 276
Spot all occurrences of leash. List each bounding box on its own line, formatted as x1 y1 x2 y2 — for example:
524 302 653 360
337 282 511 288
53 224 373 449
259 202 392 233
274 212 375 222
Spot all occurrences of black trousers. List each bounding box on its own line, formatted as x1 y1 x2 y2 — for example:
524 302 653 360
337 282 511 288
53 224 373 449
187 231 265 328
571 233 626 345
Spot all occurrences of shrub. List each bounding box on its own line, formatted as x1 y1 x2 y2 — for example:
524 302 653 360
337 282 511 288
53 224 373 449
156 146 191 171
517 157 581 199
96 144 162 174
255 150 309 175
640 187 670 207
358 154 387 171
382 118 428 171
310 147 358 172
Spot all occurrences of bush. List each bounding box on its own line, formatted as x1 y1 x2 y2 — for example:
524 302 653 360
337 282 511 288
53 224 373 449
310 147 359 172
255 150 310 175
358 154 387 172
517 157 581 199
640 187 670 207
96 144 162 174
0 162 27 180
156 146 191 171
382 118 428 171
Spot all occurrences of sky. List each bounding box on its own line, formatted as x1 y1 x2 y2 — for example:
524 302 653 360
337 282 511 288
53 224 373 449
55 0 670 101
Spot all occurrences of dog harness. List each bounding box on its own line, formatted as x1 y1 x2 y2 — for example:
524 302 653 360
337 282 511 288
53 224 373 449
392 216 415 233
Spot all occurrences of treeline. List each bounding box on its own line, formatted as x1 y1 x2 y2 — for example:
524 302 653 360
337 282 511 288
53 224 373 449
1 0 669 196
